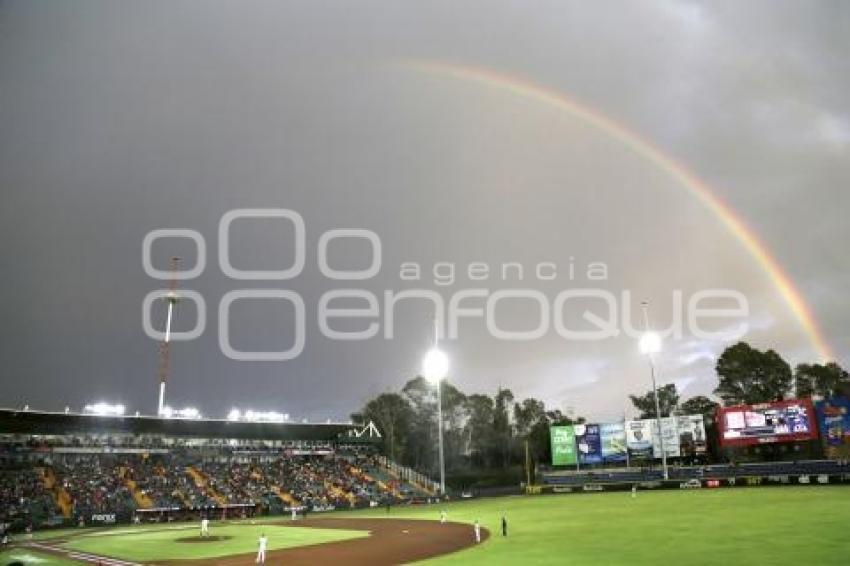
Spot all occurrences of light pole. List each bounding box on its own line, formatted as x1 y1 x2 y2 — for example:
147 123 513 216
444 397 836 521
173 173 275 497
639 302 668 481
157 257 180 417
422 346 449 496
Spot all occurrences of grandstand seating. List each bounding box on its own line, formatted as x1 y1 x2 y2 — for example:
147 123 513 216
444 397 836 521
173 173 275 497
0 449 431 528
0 467 60 526
2 433 847 532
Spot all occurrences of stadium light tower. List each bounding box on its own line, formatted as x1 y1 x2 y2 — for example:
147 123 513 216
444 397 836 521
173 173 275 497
639 301 668 480
422 321 449 496
156 257 180 417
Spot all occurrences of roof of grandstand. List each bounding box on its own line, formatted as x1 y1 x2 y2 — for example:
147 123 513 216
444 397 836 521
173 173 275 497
0 408 370 441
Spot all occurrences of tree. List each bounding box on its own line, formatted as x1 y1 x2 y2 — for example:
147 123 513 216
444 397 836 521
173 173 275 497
545 409 583 426
714 342 792 405
402 377 438 471
354 393 413 462
437 381 467 472
512 398 548 472
493 388 515 468
795 362 850 398
678 395 720 420
513 398 546 438
401 376 468 473
629 383 679 418
464 394 495 468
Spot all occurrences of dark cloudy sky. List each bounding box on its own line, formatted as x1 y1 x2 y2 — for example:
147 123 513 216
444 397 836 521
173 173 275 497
1 1 847 423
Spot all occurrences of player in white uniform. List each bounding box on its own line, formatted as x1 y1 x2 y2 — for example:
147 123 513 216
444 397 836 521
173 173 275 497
474 519 481 543
256 533 268 564
291 507 297 521
200 517 210 537
440 510 447 524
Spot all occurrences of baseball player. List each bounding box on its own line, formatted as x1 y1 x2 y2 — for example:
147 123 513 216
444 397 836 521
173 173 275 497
200 517 210 538
440 510 447 524
256 533 268 564
474 519 481 544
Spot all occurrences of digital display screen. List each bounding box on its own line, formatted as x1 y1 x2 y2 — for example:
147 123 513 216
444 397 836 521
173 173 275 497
718 399 816 446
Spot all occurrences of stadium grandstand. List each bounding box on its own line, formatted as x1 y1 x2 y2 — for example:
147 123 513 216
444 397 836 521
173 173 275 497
0 408 438 532
3 395 850 535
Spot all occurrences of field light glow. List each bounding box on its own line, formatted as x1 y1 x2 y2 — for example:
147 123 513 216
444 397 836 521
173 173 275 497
639 332 662 355
160 406 202 419
422 348 449 383
227 408 288 422
83 403 125 416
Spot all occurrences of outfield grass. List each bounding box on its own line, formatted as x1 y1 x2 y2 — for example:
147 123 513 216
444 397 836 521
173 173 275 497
61 522 368 561
13 486 850 565
0 549 81 565
343 486 850 565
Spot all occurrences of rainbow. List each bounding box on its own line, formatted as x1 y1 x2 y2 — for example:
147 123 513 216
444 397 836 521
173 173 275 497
401 60 832 362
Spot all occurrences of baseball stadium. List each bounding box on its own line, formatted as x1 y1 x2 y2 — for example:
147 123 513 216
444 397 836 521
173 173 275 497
3 1 850 565
0 397 849 565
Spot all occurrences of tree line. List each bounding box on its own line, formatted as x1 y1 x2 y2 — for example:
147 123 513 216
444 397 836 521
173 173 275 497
352 341 849 479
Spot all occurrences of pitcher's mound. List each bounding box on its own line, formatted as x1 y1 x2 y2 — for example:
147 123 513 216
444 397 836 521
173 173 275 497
176 535 234 543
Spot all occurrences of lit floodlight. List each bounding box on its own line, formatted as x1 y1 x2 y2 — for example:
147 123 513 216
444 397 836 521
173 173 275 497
227 409 241 421
83 403 125 416
243 410 285 423
160 405 174 418
422 348 449 383
639 332 662 355
175 407 201 419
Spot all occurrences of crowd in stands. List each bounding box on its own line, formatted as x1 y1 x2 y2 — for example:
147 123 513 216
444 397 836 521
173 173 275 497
260 455 385 510
122 456 180 509
54 456 135 520
0 468 58 527
0 451 421 529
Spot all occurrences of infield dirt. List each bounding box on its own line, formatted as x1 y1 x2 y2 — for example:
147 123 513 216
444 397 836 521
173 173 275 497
160 517 488 565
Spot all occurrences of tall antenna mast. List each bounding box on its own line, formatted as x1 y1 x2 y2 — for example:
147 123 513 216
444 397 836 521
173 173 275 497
156 257 180 417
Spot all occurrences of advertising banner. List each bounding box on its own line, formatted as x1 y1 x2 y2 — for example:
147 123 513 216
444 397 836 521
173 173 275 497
550 425 577 466
600 422 628 463
575 424 603 465
626 419 653 458
676 414 707 456
718 398 817 447
815 397 850 456
651 417 681 458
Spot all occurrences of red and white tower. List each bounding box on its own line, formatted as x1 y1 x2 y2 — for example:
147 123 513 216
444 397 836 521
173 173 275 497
156 257 180 417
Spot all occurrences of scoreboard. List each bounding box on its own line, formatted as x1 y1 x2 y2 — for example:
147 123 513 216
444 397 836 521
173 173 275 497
718 399 816 447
